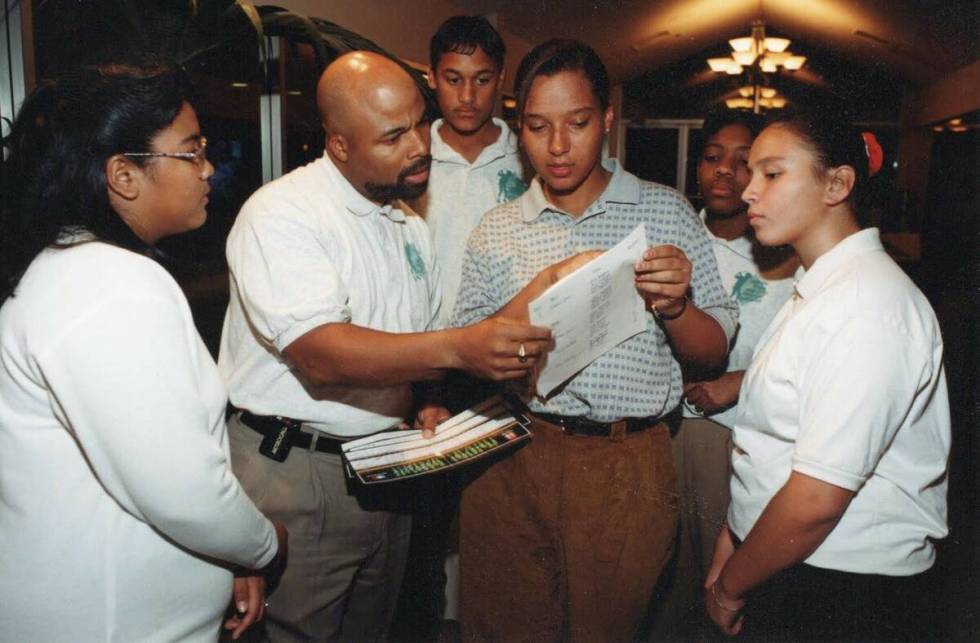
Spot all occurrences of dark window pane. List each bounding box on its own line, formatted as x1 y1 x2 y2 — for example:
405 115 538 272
625 127 679 188
686 126 705 207
283 41 325 172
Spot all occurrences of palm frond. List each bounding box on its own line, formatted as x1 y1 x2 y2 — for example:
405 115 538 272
234 1 266 56
27 0 435 110
258 8 328 63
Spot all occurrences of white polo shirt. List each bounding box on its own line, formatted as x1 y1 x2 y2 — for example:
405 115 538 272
417 117 526 323
218 154 441 438
729 228 950 575
682 210 798 428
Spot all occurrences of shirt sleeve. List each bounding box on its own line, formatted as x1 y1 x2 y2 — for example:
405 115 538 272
35 287 278 570
671 194 738 340
792 316 930 490
227 192 351 353
451 222 500 327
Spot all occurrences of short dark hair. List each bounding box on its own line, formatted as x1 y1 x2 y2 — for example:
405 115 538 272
699 108 764 154
0 64 190 302
766 107 871 215
430 16 505 72
514 39 609 121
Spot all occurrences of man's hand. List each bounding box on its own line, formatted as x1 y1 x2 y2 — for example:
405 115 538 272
414 402 452 439
634 244 692 317
684 371 744 415
452 318 552 381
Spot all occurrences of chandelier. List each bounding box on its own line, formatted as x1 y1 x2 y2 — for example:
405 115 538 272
706 21 805 111
708 21 806 75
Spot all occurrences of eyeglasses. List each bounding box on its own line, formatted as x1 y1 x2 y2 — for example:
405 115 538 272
123 137 208 165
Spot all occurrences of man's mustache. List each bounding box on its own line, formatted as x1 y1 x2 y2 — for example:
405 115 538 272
399 156 432 181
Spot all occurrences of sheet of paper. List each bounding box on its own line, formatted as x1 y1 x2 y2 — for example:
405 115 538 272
528 223 648 397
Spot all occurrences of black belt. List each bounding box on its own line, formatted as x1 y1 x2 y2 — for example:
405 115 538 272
533 412 659 437
236 409 345 456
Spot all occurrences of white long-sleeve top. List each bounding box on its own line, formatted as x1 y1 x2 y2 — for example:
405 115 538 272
0 242 278 642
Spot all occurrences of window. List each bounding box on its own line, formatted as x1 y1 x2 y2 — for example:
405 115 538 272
624 119 702 206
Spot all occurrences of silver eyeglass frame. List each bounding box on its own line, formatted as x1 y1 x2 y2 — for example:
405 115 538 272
123 137 208 164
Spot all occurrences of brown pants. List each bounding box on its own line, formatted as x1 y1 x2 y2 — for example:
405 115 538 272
649 417 733 640
459 416 678 643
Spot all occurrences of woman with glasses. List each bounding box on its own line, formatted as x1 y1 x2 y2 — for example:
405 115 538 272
0 65 285 642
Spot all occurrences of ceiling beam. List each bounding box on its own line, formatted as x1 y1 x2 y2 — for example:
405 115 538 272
910 60 980 126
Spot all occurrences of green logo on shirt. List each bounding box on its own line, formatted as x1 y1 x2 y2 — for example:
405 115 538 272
405 242 426 281
732 272 767 304
497 169 527 203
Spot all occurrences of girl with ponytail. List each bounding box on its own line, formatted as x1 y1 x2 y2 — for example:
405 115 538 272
705 110 950 641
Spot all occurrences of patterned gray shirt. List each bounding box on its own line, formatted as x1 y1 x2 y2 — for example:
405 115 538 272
452 159 737 422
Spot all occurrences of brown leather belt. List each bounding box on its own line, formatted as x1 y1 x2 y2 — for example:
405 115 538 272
533 412 659 437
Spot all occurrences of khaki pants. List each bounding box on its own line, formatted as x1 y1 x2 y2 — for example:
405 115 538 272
228 414 411 643
459 416 678 643
649 417 732 640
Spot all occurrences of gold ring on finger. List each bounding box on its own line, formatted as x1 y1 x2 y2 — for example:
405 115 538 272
518 342 527 363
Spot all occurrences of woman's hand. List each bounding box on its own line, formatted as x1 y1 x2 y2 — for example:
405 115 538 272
684 371 745 415
704 524 745 636
224 574 266 640
634 244 691 317
222 521 288 638
705 579 745 636
704 523 735 592
492 250 603 323
551 250 603 283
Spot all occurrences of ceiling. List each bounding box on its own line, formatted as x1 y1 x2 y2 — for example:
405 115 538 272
456 0 977 85
454 0 978 119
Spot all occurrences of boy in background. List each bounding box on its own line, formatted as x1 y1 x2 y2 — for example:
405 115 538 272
420 15 526 322
396 16 527 641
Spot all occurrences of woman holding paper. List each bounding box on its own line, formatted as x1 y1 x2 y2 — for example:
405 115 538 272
703 110 950 640
452 39 737 642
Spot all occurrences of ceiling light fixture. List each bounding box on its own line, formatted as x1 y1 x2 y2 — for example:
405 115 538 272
709 21 805 76
707 20 802 112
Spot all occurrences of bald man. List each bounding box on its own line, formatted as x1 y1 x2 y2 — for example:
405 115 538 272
218 52 550 642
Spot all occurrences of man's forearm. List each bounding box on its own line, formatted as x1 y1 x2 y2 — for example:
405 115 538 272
283 323 463 388
282 319 551 388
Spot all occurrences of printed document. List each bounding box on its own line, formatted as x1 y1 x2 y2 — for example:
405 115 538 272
528 223 648 397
